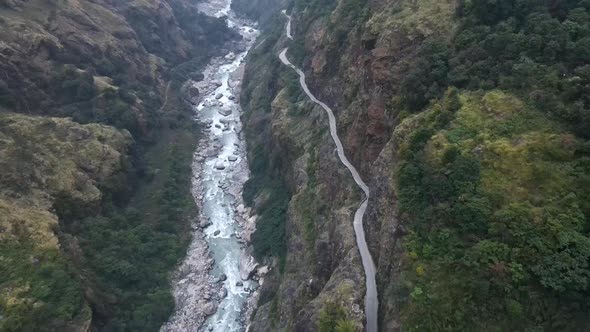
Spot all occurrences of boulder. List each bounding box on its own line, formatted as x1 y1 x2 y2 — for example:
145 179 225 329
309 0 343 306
219 288 228 298
239 251 259 281
228 155 238 162
218 108 232 116
203 302 216 316
213 230 221 236
214 162 225 170
189 86 200 99
257 265 270 276
191 72 205 81
218 273 227 282
216 93 223 99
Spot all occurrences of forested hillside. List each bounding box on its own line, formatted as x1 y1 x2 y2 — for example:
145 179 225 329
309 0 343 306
0 0 237 330
393 1 590 330
237 0 590 330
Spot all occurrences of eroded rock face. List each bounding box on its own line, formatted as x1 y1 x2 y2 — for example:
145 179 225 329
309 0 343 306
240 0 459 330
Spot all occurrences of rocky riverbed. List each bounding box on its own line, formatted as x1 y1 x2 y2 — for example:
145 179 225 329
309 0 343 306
160 1 268 331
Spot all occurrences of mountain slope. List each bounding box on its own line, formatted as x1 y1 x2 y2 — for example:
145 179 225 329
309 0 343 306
239 0 590 330
0 0 238 330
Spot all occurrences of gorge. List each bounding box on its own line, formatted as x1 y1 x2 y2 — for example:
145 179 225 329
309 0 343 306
2 0 590 331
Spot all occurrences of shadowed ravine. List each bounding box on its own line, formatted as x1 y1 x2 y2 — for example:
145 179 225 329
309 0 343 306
280 10 379 332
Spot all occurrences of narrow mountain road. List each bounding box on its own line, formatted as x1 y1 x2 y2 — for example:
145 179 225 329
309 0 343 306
159 81 172 113
279 11 378 332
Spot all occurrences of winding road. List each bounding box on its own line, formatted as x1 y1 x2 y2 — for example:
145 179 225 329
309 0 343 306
279 10 378 332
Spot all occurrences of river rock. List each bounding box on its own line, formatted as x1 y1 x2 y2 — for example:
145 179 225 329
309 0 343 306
228 95 235 100
214 162 225 170
203 302 216 316
216 93 223 99
199 219 212 228
213 230 221 236
257 265 270 276
189 86 200 99
190 72 205 81
219 288 228 298
218 108 232 116
228 155 238 162
218 273 227 281
239 251 259 281
236 281 243 287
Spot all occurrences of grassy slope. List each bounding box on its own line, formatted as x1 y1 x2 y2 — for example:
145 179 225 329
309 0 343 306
0 113 130 331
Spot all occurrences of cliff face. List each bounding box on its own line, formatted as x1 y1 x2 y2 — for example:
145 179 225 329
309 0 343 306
240 1 459 330
241 29 365 330
241 0 590 330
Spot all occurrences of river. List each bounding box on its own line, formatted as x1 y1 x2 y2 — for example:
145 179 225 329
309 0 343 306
161 1 261 331
280 11 379 332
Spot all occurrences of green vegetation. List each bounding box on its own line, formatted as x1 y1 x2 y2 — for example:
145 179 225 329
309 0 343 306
0 111 197 331
78 136 196 331
399 0 590 136
388 1 590 330
243 144 292 268
241 16 299 270
0 0 237 330
317 302 359 332
395 88 590 330
0 238 90 332
0 114 128 331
